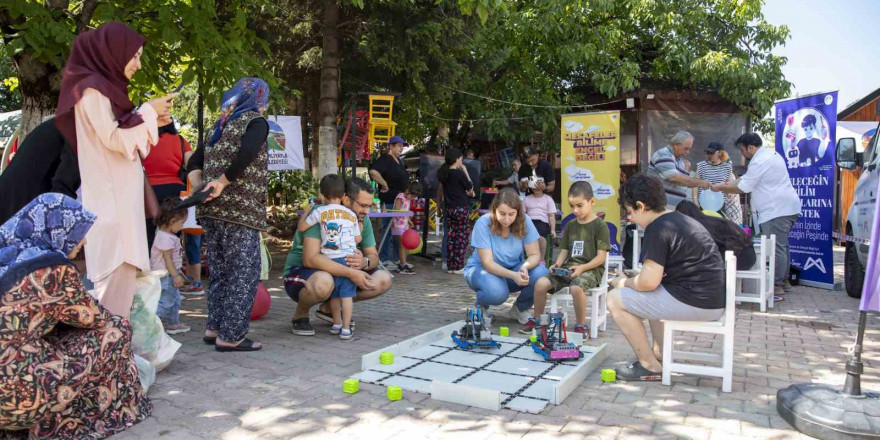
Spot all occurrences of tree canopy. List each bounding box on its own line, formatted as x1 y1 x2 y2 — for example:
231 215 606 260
1 0 789 150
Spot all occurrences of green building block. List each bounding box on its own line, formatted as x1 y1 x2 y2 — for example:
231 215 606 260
343 378 359 394
529 335 538 343
601 369 616 382
380 352 394 365
387 385 403 401
498 327 510 337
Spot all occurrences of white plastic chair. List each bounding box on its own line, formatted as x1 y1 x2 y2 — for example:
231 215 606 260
631 227 644 270
735 234 776 312
662 251 736 393
548 255 624 339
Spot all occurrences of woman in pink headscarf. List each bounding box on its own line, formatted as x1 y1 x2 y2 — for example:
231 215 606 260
55 22 176 318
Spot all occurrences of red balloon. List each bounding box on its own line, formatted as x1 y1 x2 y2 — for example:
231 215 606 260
401 229 421 250
250 283 271 320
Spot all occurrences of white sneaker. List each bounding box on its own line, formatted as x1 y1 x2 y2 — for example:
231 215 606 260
509 305 531 325
382 260 398 271
447 269 464 275
480 306 495 322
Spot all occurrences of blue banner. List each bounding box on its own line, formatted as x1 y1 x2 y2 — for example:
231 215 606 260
774 92 837 289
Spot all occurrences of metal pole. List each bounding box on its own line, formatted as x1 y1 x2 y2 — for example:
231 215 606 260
843 310 867 396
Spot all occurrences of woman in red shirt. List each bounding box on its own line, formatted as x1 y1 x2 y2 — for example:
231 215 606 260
143 114 203 294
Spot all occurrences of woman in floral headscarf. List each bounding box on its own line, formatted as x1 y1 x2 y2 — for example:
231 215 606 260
55 22 177 318
187 77 270 352
0 194 151 440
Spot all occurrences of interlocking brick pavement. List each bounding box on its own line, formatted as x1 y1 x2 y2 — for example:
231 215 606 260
114 246 880 440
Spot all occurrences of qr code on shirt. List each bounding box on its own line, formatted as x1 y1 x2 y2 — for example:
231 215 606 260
571 241 584 257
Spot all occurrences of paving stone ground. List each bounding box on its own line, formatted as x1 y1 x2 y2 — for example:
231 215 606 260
115 244 880 440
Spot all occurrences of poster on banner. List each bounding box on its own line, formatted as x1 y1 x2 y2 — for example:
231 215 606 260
561 111 621 255
266 115 305 171
774 92 837 289
858 178 880 312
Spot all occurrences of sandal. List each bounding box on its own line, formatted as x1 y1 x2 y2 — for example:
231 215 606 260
203 331 218 345
614 361 662 382
215 338 262 352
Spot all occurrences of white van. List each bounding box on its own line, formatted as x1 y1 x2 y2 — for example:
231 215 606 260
837 123 878 298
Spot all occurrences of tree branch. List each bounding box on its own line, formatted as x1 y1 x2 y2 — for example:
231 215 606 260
46 0 70 11
77 0 99 33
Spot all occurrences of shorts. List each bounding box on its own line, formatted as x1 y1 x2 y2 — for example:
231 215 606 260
284 265 378 302
619 285 724 321
184 233 201 265
331 257 357 299
548 268 603 293
532 219 551 237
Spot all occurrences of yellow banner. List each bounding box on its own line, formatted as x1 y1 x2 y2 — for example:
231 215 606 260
561 111 621 255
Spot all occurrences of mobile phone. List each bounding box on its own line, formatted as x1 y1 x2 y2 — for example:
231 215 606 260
552 267 573 278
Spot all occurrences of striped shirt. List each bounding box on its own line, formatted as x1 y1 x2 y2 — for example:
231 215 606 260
696 160 732 199
697 160 743 223
647 146 690 208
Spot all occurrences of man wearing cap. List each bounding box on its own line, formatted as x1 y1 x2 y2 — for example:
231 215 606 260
646 131 713 209
712 133 801 295
369 136 410 266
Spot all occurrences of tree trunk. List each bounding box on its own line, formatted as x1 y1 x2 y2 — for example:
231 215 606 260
14 52 61 139
316 0 339 179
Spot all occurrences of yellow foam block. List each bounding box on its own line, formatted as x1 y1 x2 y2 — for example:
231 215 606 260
387 385 403 401
343 378 359 394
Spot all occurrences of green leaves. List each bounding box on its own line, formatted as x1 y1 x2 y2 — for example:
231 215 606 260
1 0 280 116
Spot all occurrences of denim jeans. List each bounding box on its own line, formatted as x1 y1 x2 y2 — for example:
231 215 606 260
465 264 550 311
379 202 399 262
759 214 799 285
158 275 181 325
331 257 357 298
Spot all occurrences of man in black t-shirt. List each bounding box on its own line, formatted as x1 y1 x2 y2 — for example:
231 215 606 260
368 135 410 264
518 149 556 196
606 173 726 382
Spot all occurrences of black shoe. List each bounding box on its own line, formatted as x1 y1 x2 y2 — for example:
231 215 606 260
398 265 415 275
316 309 356 330
292 318 315 336
614 361 662 382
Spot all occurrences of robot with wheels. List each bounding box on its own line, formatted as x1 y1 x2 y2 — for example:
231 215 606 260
531 312 583 361
451 307 501 350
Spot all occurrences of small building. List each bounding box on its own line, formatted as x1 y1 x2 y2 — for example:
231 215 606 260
577 82 749 178
838 87 880 122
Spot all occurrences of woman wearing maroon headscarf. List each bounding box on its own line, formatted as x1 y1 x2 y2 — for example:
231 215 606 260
55 22 176 318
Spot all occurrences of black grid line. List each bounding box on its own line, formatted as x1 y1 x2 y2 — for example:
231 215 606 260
359 336 590 411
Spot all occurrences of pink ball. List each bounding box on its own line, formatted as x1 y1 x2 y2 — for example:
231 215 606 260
250 283 271 321
401 229 421 250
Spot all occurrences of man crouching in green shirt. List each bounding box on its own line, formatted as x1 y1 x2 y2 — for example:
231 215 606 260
283 177 392 335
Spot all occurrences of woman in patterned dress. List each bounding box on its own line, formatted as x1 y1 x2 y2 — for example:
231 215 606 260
186 78 270 352
437 148 475 274
0 194 151 440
